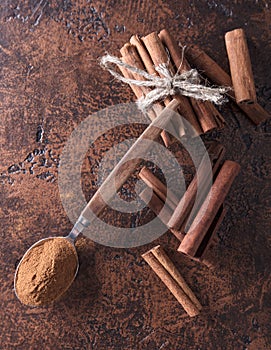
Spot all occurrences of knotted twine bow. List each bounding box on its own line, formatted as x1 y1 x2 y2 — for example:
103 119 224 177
100 54 230 113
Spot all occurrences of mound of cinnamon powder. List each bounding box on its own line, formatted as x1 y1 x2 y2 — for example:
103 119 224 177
15 237 78 306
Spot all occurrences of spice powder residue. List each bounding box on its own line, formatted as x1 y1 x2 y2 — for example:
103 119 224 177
15 237 78 306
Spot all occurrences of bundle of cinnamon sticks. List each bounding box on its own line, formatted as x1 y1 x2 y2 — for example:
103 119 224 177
118 29 225 144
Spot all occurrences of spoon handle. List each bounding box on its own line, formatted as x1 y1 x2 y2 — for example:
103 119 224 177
69 99 180 240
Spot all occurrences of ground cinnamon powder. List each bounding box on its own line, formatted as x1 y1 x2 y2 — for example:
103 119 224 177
15 237 78 306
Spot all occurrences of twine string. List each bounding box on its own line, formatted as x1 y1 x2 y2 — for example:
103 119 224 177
100 54 230 112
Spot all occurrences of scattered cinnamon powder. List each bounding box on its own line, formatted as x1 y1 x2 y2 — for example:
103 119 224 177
15 237 78 306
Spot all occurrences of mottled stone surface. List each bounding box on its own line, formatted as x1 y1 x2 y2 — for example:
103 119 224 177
0 1 271 349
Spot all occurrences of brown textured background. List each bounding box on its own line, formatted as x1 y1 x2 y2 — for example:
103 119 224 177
1 1 271 349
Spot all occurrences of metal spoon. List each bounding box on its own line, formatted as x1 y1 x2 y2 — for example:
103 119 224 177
14 100 179 305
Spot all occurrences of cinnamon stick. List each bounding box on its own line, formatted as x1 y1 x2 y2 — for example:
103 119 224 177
178 160 240 257
119 63 169 147
151 245 202 310
186 44 270 125
182 205 227 268
206 142 226 176
206 102 225 129
168 142 225 231
130 34 157 75
158 29 223 133
225 28 257 104
118 61 144 99
180 206 227 268
238 100 270 125
129 34 186 139
185 44 233 87
119 45 172 147
142 246 201 317
139 166 179 211
180 142 226 233
118 60 163 127
139 188 185 242
189 99 219 133
139 187 172 225
120 43 151 96
140 32 199 137
157 30 203 134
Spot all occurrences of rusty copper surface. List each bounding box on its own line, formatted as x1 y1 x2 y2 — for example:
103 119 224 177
1 1 271 349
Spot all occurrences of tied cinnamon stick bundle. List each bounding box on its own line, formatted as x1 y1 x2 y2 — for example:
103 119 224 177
101 30 230 138
186 43 270 124
225 28 256 105
135 30 226 133
142 245 202 317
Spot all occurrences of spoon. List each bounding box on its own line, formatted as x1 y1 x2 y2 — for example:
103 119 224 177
14 100 179 306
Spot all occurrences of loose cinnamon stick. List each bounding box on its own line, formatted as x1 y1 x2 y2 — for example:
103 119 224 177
139 187 172 225
181 205 227 268
151 246 202 310
183 205 227 267
139 188 185 242
238 101 270 125
180 142 226 233
158 29 223 133
186 44 270 125
178 160 240 257
139 166 179 211
142 246 201 317
185 44 233 88
168 142 225 231
225 28 257 104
